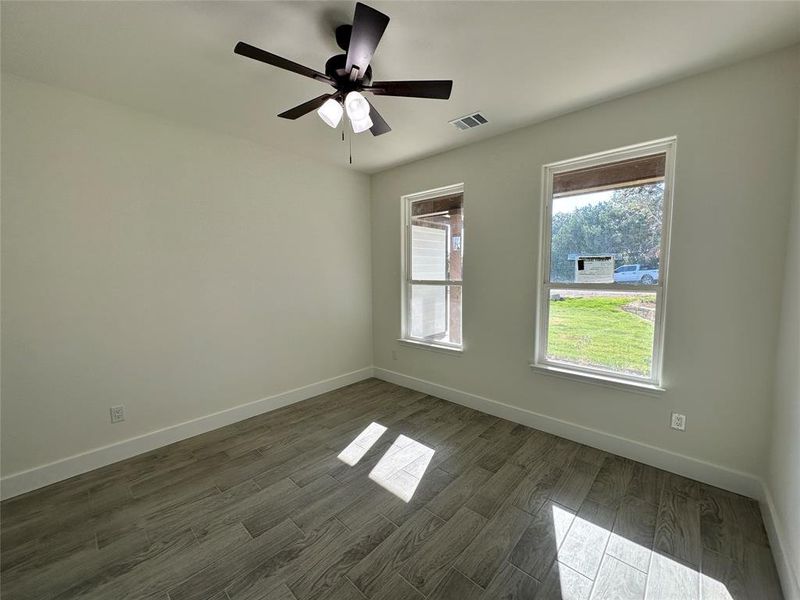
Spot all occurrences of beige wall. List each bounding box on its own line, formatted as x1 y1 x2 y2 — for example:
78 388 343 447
371 47 799 479
1 74 372 476
767 99 800 599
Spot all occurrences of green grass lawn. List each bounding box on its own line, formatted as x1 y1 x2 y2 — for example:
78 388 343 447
547 295 654 376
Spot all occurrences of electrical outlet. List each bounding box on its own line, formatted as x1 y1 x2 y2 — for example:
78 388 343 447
670 412 686 431
110 405 125 424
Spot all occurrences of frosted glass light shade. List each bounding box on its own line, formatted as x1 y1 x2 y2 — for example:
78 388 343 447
350 114 373 134
345 91 370 121
317 98 343 128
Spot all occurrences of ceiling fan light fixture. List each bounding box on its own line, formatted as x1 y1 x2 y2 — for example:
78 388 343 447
350 114 374 134
345 91 370 121
317 98 343 128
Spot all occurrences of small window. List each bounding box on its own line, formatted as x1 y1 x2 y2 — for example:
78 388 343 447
535 139 676 387
402 184 464 350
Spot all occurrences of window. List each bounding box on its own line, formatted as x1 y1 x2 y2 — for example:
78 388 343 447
535 139 676 388
402 184 464 350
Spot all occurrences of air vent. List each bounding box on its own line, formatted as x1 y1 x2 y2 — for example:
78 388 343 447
449 112 488 131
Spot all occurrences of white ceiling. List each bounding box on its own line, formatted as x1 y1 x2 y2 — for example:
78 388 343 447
2 1 799 173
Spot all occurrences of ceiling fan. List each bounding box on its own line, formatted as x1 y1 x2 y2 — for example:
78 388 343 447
234 2 453 136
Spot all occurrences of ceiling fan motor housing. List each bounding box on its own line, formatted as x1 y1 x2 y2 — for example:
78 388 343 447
325 54 373 87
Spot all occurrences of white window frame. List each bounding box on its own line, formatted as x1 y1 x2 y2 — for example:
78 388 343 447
533 138 676 390
400 183 465 352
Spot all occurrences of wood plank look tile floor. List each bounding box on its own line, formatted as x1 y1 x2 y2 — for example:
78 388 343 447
1 379 783 600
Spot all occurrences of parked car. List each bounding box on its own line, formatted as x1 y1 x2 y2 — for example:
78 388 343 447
613 264 659 284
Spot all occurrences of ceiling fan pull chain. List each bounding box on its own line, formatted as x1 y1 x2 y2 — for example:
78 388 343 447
349 132 353 165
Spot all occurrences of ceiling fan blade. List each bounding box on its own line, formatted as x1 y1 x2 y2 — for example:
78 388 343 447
366 80 453 99
278 94 336 120
345 3 390 80
234 41 334 85
367 100 391 136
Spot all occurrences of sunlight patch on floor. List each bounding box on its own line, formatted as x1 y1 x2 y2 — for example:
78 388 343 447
550 503 734 600
368 435 434 502
337 422 387 466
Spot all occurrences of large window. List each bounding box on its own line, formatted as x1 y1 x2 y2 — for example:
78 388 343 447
402 184 464 350
535 139 676 388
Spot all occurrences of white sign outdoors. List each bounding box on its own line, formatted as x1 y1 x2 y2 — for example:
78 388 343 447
574 255 614 283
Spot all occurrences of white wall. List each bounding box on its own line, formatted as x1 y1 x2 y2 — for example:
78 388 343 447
766 100 800 599
371 47 799 487
1 74 372 479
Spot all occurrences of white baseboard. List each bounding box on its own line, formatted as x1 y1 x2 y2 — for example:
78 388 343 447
373 367 763 500
761 481 800 600
0 367 374 500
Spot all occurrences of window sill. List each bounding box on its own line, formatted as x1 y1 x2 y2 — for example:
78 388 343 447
397 338 464 355
530 363 665 396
